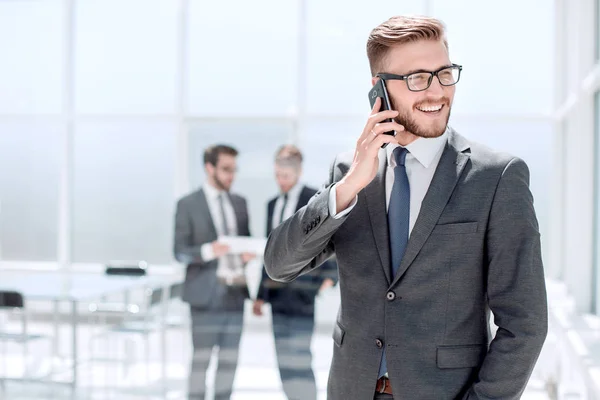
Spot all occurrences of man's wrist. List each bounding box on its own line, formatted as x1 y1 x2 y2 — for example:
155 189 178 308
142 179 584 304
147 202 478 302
335 178 362 213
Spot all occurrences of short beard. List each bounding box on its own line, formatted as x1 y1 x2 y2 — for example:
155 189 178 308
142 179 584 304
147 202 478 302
212 172 229 191
393 102 451 138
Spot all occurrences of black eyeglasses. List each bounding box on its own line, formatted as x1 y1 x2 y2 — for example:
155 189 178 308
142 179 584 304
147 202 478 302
377 64 463 92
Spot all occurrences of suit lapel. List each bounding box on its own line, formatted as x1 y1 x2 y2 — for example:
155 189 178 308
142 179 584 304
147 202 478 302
364 149 392 285
390 130 471 287
198 189 218 239
266 199 275 237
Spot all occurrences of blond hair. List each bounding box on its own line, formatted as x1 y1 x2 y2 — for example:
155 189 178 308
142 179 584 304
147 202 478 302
367 15 448 76
275 145 303 170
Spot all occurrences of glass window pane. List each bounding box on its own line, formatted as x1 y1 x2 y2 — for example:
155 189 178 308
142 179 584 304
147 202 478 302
187 0 298 116
75 0 178 114
0 1 64 114
306 1 427 116
0 122 62 260
594 91 600 313
297 118 363 188
433 0 554 115
72 120 176 263
188 120 293 237
597 0 600 61
564 0 580 95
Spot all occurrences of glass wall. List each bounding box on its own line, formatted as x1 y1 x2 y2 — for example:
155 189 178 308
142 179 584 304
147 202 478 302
0 0 556 266
594 91 600 312
0 123 62 260
596 0 600 60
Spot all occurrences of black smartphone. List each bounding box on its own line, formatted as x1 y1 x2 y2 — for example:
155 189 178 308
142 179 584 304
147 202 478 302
368 78 396 148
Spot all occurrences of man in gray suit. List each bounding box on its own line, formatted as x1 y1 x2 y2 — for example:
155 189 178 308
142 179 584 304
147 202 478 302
174 144 255 400
264 16 547 400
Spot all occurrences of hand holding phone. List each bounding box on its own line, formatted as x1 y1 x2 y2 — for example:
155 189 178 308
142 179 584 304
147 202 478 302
368 78 397 148
333 96 401 211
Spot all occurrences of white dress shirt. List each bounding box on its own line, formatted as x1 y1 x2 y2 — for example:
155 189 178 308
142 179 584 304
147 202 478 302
330 129 448 237
272 182 304 230
199 184 243 284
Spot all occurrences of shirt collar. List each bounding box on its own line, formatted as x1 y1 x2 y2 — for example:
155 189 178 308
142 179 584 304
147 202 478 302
282 182 303 199
386 127 448 168
203 183 225 200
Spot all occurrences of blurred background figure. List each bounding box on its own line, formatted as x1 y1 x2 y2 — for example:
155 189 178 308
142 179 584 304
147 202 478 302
174 145 255 400
253 145 337 400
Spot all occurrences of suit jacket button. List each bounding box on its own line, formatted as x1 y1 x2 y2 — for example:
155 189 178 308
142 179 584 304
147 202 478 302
386 291 396 301
375 339 383 348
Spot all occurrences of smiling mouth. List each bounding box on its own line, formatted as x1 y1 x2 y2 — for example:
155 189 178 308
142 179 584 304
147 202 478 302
416 104 444 114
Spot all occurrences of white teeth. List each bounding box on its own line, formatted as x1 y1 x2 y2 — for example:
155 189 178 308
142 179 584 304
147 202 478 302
417 105 443 112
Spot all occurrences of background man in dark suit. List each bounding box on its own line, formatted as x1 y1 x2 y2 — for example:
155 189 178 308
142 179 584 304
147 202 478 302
174 144 255 400
253 145 337 400
264 16 547 400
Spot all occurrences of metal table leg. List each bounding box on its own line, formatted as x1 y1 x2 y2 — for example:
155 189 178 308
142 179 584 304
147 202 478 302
71 300 77 389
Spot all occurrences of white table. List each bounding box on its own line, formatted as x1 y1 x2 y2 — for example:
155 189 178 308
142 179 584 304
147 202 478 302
0 272 178 388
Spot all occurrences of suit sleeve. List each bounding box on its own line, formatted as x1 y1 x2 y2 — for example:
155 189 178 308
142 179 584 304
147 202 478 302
256 201 273 302
264 156 350 282
173 198 208 265
465 157 548 399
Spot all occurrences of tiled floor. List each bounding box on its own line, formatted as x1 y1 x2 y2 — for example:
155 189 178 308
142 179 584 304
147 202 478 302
0 302 551 400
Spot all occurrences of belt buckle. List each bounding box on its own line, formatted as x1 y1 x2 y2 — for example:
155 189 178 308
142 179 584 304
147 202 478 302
378 377 387 394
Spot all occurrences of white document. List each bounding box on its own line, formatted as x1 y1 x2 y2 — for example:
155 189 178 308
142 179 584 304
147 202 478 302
215 236 266 286
215 254 246 286
219 236 267 255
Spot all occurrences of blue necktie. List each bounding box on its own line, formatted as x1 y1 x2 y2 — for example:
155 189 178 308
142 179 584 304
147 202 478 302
379 146 410 378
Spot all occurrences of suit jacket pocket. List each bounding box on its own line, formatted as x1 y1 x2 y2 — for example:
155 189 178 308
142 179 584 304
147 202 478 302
436 344 487 369
432 222 478 235
332 322 345 347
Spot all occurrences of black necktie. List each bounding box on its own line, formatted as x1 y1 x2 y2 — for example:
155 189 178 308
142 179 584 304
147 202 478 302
279 193 288 225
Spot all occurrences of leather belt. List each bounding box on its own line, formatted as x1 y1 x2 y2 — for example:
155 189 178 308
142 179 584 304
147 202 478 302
375 376 393 395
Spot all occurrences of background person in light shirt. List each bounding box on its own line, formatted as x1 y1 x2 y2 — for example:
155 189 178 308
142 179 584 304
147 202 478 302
173 144 256 400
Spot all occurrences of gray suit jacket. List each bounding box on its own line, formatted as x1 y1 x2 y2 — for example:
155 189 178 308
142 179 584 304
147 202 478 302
264 129 548 400
174 188 251 310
